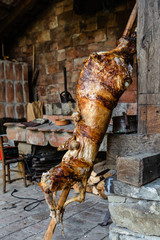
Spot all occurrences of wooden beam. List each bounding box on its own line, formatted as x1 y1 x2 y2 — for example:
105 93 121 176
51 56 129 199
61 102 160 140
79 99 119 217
117 152 160 187
0 0 37 34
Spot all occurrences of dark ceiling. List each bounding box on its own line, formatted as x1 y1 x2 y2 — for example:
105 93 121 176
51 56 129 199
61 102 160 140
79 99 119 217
0 0 127 42
0 0 135 57
0 0 53 42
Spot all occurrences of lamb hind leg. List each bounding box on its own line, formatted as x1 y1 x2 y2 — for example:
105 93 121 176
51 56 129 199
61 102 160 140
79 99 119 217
43 188 71 240
63 178 87 209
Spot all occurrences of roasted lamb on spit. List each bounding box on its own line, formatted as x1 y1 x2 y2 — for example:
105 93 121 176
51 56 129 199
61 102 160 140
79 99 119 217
39 3 137 239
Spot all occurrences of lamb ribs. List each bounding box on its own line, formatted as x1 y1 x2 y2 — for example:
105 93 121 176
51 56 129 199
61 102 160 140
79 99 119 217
40 3 137 239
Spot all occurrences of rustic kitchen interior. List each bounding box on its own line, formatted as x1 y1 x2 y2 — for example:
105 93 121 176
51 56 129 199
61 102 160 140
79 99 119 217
0 0 160 239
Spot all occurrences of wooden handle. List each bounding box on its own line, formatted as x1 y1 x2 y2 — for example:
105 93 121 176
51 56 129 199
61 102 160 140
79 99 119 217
123 2 137 37
43 218 56 240
43 187 71 240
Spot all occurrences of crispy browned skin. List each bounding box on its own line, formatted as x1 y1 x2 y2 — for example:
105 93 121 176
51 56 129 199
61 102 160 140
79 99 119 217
39 36 136 217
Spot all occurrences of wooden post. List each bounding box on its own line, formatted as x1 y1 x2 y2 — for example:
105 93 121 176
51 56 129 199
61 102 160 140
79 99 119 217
0 136 6 193
137 0 160 134
43 187 70 240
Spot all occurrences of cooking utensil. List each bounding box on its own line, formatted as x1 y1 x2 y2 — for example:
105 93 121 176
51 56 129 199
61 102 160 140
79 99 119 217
60 67 75 103
55 119 70 126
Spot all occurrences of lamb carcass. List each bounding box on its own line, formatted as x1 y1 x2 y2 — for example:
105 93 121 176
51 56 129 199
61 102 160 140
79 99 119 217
39 3 137 239
40 33 136 210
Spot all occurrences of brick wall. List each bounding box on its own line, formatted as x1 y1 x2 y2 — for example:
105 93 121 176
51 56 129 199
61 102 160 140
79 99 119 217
0 60 29 119
9 0 137 116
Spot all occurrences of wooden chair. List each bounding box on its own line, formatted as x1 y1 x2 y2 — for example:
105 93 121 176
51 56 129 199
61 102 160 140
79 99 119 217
0 136 27 193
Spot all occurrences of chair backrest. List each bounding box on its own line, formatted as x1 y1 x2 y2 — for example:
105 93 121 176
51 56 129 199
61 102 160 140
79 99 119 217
0 136 5 165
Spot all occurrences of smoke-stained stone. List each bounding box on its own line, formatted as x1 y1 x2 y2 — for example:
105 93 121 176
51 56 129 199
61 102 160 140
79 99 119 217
113 178 160 201
108 196 160 236
109 223 160 240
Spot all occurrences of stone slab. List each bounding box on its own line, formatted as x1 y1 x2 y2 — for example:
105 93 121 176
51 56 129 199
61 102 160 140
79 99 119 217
109 223 160 240
26 130 48 146
6 126 26 142
108 195 160 236
61 102 76 116
18 142 32 155
113 178 160 201
48 132 72 148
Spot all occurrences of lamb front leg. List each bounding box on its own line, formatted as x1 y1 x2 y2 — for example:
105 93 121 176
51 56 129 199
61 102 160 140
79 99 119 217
44 192 57 220
63 177 88 209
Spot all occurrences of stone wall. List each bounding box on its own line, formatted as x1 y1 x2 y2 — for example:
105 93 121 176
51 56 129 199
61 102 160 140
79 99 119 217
0 60 29 119
108 179 160 239
9 0 137 116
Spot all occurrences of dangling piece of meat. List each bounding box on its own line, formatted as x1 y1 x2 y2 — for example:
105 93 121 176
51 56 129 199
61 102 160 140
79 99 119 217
40 3 137 239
